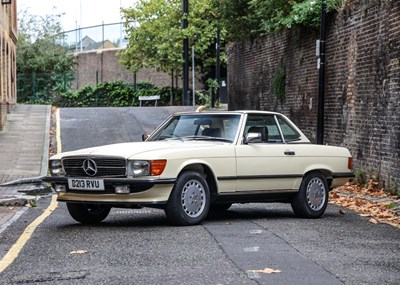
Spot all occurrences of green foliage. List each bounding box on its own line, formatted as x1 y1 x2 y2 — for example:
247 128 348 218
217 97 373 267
354 168 368 186
211 0 256 41
272 63 286 103
282 0 342 29
214 0 343 40
119 0 226 83
17 11 76 103
54 81 182 108
249 0 294 34
386 203 398 210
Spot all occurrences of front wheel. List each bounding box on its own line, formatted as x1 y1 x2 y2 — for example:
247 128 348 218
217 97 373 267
67 203 111 224
291 172 328 218
165 171 210 226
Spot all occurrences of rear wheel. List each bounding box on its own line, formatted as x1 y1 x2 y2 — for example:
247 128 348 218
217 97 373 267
67 203 111 224
165 171 210 226
291 172 328 218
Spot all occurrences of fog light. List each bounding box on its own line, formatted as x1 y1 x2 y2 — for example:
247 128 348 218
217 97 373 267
115 185 130 194
55 184 66 192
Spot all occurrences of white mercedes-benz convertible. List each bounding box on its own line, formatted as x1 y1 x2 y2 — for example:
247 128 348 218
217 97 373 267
44 111 354 226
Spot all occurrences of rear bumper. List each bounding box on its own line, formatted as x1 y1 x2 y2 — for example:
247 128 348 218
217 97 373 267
331 172 354 188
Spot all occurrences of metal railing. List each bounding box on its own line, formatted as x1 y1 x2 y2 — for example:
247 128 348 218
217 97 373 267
57 21 134 52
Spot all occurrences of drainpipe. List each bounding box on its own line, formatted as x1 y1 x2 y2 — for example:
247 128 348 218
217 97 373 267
317 0 327 145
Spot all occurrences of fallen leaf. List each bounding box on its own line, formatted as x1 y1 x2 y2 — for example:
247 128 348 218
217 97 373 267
70 250 89 254
369 218 378 225
247 268 282 274
339 209 346 215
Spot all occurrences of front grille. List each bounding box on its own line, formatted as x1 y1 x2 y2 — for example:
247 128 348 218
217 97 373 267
62 157 126 177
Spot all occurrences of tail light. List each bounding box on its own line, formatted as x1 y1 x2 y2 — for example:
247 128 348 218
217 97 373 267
348 157 353 170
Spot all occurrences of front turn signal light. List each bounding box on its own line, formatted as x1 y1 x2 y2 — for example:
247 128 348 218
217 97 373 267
150 160 167 176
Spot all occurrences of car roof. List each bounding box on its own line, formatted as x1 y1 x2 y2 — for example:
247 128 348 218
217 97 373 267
173 110 283 116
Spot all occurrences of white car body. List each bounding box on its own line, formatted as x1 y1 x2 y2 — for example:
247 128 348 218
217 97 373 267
44 111 354 226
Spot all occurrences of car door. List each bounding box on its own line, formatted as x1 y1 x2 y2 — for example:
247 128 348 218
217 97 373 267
235 114 302 192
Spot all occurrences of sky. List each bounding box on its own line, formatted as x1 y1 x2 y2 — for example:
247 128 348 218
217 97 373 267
17 0 133 32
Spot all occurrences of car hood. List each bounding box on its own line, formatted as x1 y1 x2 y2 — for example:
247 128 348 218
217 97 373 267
51 140 229 160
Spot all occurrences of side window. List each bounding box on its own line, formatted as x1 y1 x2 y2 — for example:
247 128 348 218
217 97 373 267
245 115 283 143
277 116 301 142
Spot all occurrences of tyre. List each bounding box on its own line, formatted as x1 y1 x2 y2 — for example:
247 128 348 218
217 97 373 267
165 171 210 226
67 203 111 224
291 172 328 218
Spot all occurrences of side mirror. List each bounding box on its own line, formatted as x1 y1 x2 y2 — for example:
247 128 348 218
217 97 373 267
142 133 149 141
244 133 262 144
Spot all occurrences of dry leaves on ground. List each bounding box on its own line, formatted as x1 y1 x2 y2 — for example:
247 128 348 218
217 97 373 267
329 181 400 229
70 250 89 255
247 268 282 274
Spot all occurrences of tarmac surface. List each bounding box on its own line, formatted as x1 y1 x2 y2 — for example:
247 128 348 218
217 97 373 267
0 105 51 234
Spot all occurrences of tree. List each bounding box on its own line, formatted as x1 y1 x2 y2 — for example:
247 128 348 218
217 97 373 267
17 11 75 103
214 0 342 41
119 0 226 84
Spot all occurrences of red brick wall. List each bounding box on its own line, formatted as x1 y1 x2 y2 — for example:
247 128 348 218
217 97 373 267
227 0 400 190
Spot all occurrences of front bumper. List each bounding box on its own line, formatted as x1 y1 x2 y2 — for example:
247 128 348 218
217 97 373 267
42 176 176 204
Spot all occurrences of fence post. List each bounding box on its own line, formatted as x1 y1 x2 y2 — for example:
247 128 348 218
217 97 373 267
64 73 67 92
31 71 36 102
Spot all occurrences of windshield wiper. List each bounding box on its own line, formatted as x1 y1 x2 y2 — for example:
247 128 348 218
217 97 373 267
180 136 233 143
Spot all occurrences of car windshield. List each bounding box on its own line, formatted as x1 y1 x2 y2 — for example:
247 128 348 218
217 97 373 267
149 114 241 142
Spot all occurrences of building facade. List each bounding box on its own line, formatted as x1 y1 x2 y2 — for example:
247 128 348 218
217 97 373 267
0 1 18 130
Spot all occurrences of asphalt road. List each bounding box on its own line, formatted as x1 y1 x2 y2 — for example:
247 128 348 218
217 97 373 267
0 107 399 284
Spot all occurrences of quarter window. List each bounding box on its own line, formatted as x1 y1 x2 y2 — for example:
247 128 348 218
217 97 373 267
277 116 301 141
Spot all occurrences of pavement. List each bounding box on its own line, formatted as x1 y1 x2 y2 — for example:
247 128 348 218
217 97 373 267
0 104 51 234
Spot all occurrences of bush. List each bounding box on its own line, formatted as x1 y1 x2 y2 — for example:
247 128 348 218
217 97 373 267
53 81 182 107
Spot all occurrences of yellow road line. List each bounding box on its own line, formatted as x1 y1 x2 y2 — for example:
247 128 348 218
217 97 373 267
0 195 58 273
56 108 62 153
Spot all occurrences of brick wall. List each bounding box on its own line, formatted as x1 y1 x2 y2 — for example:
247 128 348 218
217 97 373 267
227 0 400 191
0 103 7 130
73 48 202 90
0 2 18 131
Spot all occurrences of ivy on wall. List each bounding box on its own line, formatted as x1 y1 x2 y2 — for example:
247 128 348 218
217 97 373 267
272 62 286 103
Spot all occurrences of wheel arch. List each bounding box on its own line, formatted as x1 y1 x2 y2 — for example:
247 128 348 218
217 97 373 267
303 169 333 188
179 163 218 200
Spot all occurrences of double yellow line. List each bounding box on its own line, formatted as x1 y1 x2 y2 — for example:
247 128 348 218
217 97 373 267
0 195 58 273
0 108 62 273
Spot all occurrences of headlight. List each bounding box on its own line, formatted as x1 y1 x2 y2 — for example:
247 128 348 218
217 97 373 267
50 160 65 176
128 160 167 177
131 160 150 176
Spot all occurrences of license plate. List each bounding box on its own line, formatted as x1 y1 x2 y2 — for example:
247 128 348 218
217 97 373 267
68 178 105 191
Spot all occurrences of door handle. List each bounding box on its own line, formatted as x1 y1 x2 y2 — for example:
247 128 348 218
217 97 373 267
284 150 295 156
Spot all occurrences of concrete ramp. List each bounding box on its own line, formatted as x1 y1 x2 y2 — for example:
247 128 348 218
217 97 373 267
60 106 197 152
